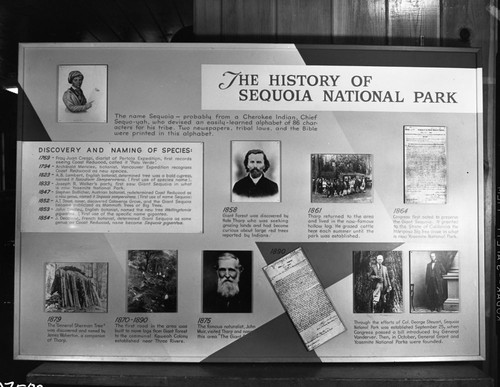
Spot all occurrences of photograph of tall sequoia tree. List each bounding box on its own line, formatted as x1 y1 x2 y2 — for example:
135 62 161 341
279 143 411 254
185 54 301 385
353 250 403 314
127 250 178 313
45 263 108 312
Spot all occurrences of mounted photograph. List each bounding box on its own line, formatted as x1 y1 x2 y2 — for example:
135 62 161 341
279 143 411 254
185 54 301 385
202 250 253 313
353 250 403 314
231 140 281 203
311 153 373 203
409 250 459 313
127 250 178 313
45 262 108 313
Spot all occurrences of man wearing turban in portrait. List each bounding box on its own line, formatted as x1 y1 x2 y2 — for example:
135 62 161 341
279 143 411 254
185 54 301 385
62 70 93 113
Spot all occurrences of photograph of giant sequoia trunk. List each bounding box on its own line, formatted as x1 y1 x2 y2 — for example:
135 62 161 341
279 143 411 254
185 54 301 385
127 250 178 313
45 263 108 312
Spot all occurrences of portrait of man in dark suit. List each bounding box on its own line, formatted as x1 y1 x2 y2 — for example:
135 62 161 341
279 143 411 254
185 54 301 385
409 250 458 313
202 251 252 313
425 252 447 312
231 141 280 202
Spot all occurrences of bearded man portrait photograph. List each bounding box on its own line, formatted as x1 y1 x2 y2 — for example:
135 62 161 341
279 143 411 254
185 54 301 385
231 141 280 202
202 250 252 313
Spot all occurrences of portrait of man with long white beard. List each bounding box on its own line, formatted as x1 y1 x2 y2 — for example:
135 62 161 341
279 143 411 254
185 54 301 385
203 251 252 313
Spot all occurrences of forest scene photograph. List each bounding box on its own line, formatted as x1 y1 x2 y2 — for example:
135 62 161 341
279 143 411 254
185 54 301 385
127 250 178 313
45 262 108 313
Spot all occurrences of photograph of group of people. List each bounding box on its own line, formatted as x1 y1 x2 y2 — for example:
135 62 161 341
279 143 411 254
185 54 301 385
311 154 373 203
353 250 459 314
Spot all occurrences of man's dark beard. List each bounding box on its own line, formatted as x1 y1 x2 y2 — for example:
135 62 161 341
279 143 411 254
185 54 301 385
249 168 263 179
218 279 239 298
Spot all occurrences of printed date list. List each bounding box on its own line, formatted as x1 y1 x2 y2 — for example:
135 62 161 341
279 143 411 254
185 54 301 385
21 142 203 233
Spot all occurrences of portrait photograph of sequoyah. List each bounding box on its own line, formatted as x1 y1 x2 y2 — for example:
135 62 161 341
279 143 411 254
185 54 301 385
353 251 403 314
45 262 108 313
57 64 108 123
127 250 178 313
311 154 373 203
231 141 280 202
409 251 459 313
202 250 252 313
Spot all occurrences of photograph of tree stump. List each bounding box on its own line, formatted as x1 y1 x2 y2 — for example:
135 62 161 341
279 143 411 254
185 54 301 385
45 263 108 313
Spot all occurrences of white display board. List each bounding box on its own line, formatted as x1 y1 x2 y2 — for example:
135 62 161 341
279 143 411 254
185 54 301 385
15 43 484 362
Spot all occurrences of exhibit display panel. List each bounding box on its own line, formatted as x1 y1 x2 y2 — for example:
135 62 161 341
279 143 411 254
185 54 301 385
14 43 485 362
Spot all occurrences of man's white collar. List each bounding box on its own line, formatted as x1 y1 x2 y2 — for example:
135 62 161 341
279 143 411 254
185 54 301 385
250 174 262 184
